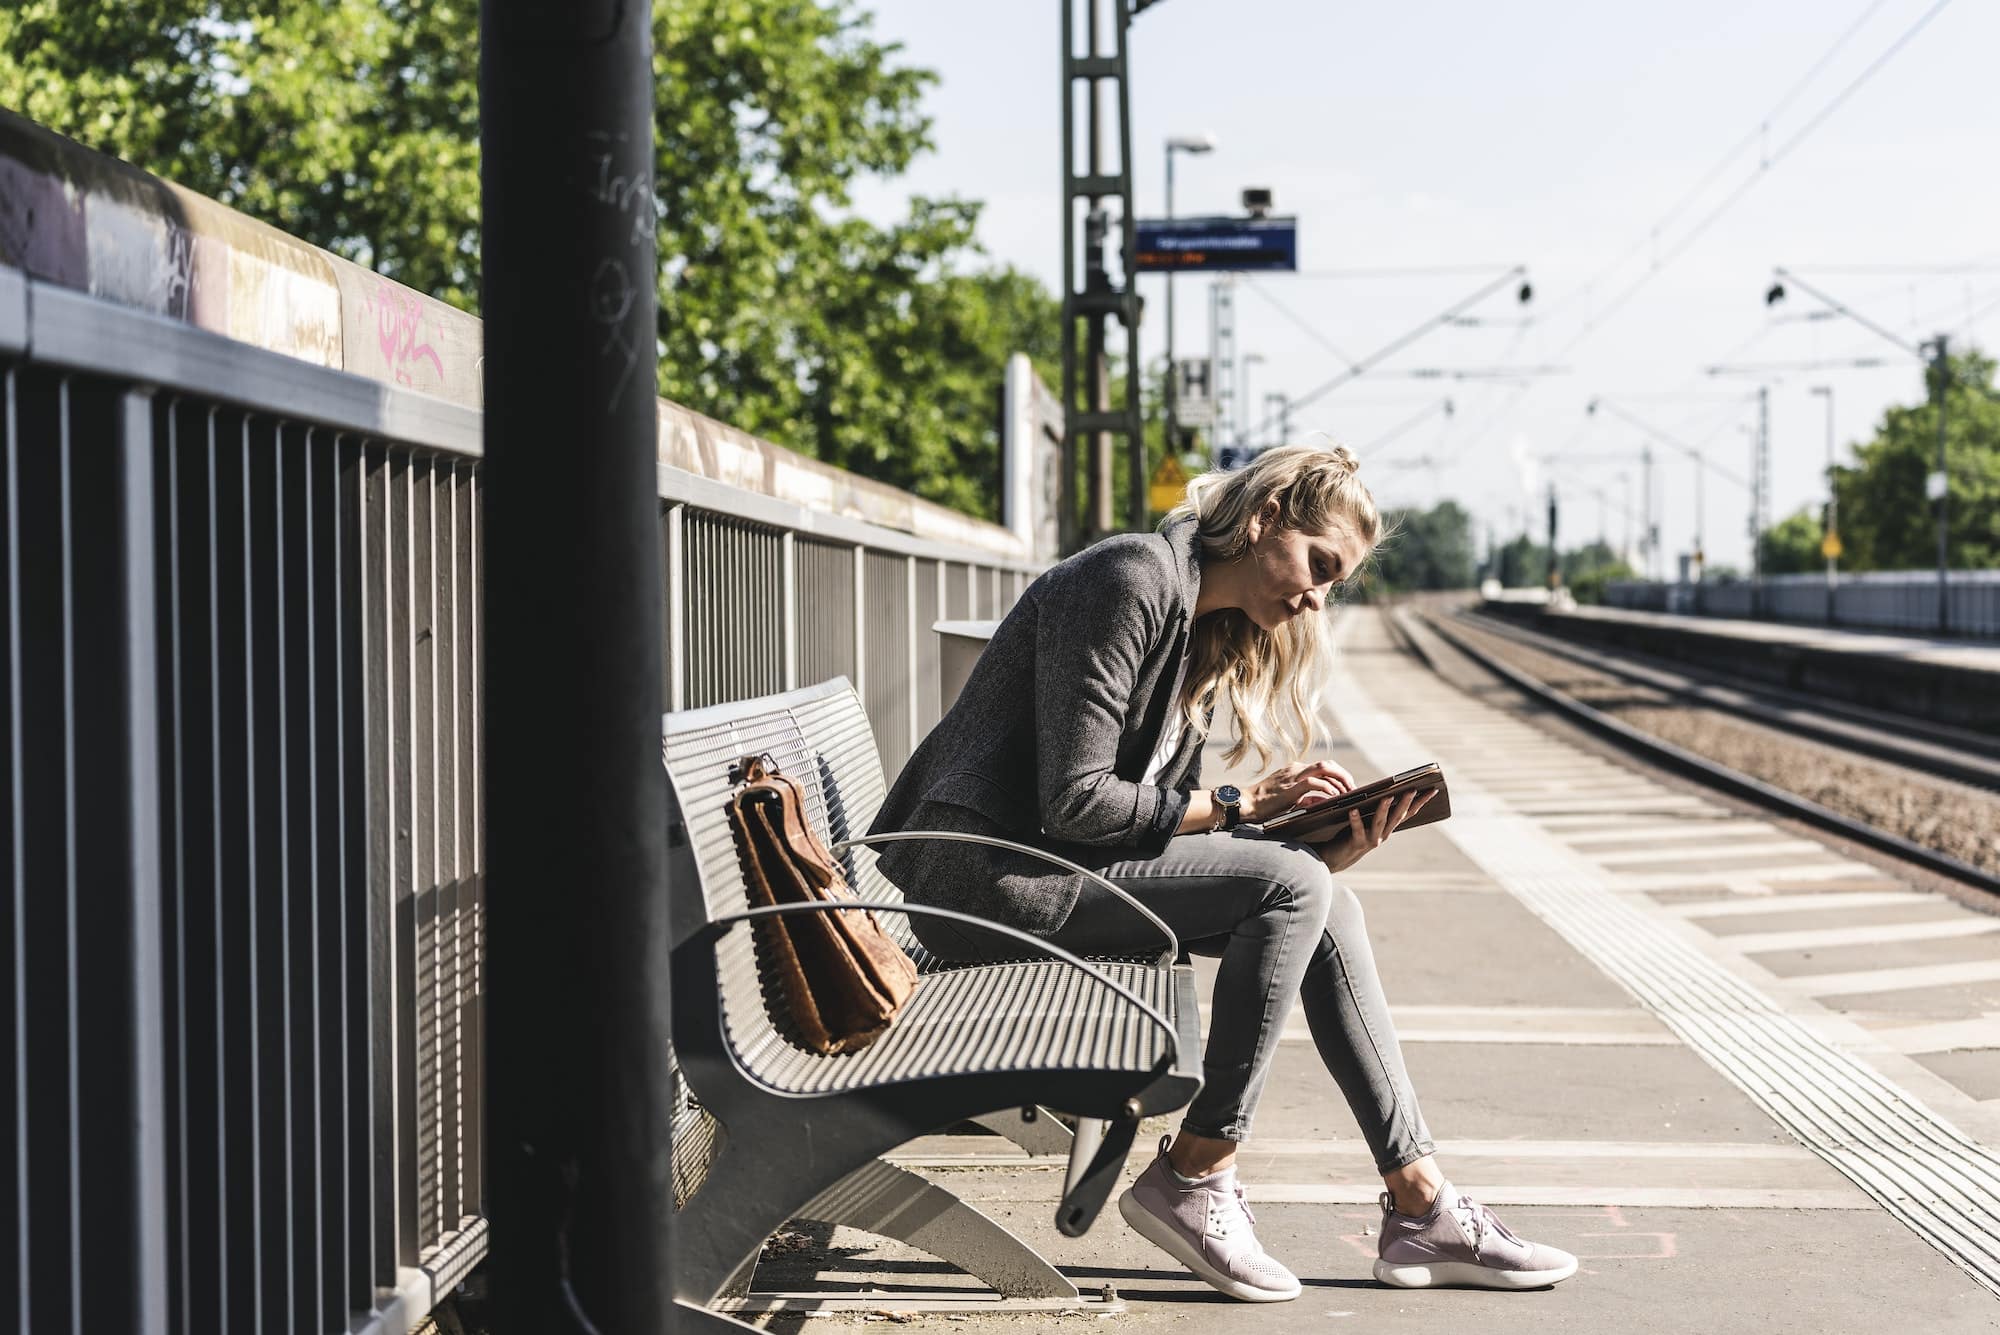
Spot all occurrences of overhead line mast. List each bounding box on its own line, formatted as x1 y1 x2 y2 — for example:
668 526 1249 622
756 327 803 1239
1061 0 1158 550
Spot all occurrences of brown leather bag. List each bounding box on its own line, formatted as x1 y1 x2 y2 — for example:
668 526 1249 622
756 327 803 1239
723 754 918 1054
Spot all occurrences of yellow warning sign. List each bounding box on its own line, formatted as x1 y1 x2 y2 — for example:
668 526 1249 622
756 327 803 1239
1821 530 1843 560
1148 454 1190 514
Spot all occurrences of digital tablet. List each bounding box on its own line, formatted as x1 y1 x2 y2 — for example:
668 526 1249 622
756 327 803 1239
1255 762 1450 842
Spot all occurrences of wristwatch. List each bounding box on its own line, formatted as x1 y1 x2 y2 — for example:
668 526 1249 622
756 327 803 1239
1214 784 1243 831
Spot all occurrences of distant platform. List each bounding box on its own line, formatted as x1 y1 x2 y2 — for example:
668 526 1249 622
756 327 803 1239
1477 598 2000 733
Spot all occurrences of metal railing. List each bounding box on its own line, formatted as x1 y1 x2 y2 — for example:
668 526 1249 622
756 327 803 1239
661 473 1035 779
1604 571 2000 639
1 150 1038 1335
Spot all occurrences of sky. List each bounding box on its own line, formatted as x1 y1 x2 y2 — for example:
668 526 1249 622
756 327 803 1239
846 0 2000 573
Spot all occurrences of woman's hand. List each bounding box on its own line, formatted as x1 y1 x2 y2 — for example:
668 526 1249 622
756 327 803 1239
1316 788 1436 874
1245 760 1356 823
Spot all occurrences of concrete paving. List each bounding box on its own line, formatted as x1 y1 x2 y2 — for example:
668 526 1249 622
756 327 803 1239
735 607 2000 1333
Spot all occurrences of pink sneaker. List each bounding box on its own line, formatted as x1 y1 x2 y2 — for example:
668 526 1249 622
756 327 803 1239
1374 1182 1578 1289
1116 1136 1302 1302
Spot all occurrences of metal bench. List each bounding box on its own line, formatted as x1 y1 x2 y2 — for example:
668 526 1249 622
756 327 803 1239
662 678 1203 1311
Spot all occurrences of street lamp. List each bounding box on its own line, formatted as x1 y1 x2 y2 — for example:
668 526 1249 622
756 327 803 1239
1766 269 1953 633
1163 132 1216 455
1810 385 1838 598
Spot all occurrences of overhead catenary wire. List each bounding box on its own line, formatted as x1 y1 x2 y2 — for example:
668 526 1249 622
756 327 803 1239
1240 275 1360 370
1541 0 1898 332
1556 0 1958 355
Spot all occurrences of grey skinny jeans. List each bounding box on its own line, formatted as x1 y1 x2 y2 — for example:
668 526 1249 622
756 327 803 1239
916 828 1436 1172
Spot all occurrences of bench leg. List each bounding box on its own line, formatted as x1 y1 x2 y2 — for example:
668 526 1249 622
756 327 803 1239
968 1106 1075 1157
797 1157 1080 1299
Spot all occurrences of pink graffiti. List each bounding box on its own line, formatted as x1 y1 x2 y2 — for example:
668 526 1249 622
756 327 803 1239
372 281 445 386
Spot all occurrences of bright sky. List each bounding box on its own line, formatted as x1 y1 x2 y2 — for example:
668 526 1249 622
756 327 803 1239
848 0 2000 573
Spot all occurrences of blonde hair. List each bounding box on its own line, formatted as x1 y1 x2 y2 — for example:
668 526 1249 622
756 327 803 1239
1165 442 1381 769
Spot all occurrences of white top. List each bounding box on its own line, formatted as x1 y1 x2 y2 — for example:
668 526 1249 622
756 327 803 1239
1141 708 1186 786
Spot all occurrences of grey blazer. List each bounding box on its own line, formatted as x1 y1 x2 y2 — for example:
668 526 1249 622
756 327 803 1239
869 516 1208 938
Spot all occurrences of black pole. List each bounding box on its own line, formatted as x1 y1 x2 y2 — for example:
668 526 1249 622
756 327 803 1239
1932 334 1950 635
481 4 675 1332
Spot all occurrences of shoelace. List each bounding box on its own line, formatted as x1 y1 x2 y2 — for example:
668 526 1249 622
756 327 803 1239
1448 1195 1489 1251
1207 1184 1257 1238
1449 1193 1525 1252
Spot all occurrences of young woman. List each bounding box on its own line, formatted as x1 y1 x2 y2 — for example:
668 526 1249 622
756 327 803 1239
869 443 1575 1301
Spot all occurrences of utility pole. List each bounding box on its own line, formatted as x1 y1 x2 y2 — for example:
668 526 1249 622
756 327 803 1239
1060 0 1146 548
1210 276 1236 465
1749 385 1769 617
481 3 681 1329
1546 483 1560 591
1811 384 1837 611
1640 444 1654 581
1162 132 1215 460
1930 335 1951 634
1239 352 1265 453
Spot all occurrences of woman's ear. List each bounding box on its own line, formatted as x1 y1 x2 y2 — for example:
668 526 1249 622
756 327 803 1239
1246 496 1281 547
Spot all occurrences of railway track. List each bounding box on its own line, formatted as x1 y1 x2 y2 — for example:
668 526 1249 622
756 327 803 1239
1390 602 2000 900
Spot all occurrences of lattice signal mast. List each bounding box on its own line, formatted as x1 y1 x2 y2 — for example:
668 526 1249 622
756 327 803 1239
1061 0 1164 550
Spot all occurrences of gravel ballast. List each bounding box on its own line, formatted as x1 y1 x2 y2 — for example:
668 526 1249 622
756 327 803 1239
1439 613 2000 877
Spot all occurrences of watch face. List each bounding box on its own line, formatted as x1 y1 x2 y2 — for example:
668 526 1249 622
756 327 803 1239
1216 784 1242 805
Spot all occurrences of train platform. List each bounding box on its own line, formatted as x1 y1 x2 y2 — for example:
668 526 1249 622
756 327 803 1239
739 606 2000 1334
1537 601 2000 674
1477 598 2000 733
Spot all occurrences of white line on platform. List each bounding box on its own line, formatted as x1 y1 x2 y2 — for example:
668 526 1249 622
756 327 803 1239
1862 1016 2000 1055
1511 796 1714 814
1667 890 1940 919
1775 958 2000 997
1198 1002 1679 1046
1587 840 1830 867
1726 918 2000 956
894 1139 1820 1169
1610 862 1882 891
1562 821 1779 846
938 1182 1872 1210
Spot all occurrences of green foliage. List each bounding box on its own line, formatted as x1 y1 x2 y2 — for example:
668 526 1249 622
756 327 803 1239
1831 349 2000 571
1491 533 1553 590
1558 540 1636 604
1758 508 1827 576
1372 500 1476 593
0 0 1060 521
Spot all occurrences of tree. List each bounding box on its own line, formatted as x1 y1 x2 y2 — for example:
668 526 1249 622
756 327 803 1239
1370 501 1476 593
1758 508 1826 576
0 0 1059 521
1493 533 1552 590
1831 349 2000 571
1558 540 1636 604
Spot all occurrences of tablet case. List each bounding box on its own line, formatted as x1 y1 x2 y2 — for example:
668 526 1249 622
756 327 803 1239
1256 762 1450 842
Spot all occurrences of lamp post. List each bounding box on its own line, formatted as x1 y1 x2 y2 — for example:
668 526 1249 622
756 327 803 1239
1163 132 1216 457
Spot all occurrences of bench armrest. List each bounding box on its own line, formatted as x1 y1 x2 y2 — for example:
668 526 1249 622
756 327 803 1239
829 830 1179 968
683 900 1180 1057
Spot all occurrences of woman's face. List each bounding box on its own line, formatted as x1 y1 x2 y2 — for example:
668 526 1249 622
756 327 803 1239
1239 508 1370 632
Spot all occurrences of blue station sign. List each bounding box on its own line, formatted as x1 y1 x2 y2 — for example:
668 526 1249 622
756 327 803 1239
1133 215 1298 273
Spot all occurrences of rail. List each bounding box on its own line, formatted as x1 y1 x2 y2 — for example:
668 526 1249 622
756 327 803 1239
0 110 1038 1335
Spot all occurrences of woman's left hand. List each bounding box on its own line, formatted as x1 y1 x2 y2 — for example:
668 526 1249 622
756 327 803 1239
1245 759 1356 823
1316 788 1436 873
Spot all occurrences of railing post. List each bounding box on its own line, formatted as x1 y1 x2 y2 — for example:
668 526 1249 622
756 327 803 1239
904 556 919 764
782 531 798 691
853 543 867 700
665 503 686 711
118 386 171 1334
480 3 678 1332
